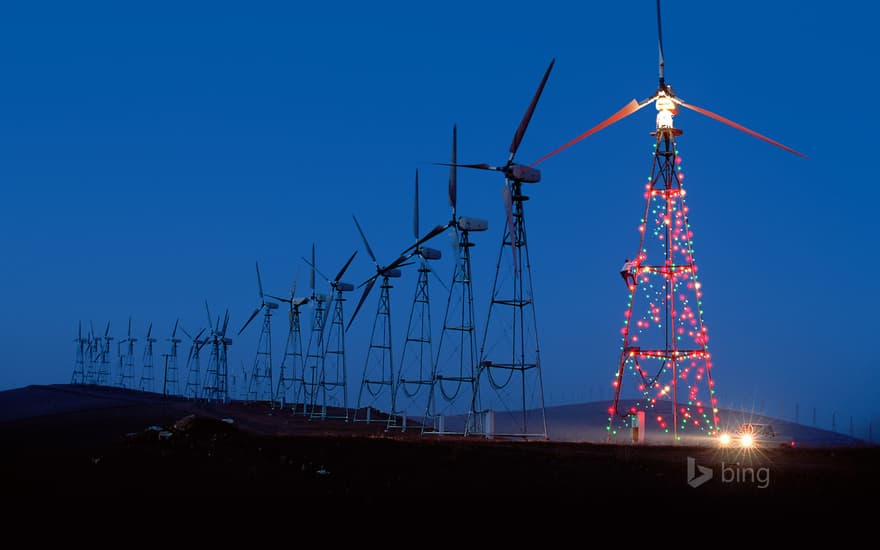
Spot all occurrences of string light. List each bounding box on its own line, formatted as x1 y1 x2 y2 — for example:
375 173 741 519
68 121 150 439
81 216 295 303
608 144 719 438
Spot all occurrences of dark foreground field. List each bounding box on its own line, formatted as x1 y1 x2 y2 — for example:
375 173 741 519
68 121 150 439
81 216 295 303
2 385 877 498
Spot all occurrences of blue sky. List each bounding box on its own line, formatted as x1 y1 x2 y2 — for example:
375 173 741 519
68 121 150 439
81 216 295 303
1 1 877 430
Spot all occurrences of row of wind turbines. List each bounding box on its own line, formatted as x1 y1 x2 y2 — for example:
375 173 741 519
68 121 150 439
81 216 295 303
72 59 557 438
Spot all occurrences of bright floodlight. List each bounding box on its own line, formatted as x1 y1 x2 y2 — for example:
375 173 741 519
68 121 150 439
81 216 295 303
719 433 731 446
741 434 754 448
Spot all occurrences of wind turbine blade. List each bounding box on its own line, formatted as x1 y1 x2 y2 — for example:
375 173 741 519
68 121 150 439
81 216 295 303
256 261 264 298
435 162 498 172
180 325 193 340
656 0 665 84
503 183 518 266
266 293 292 303
310 243 316 290
222 310 229 336
413 169 420 240
384 253 412 274
195 328 205 341
510 58 555 160
172 318 179 338
347 277 377 331
128 316 132 339
105 321 111 338
531 99 645 166
205 301 213 331
352 215 379 266
147 323 153 340
447 227 458 254
78 321 82 341
239 307 262 335
401 224 447 256
449 124 457 214
429 267 450 292
335 250 358 282
302 255 331 283
676 99 807 158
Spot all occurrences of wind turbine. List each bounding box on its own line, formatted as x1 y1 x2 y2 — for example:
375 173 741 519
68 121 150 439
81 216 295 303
181 324 208 399
85 321 98 385
298 243 333 415
119 317 137 389
300 250 358 419
440 59 555 438
424 124 489 435
203 303 232 403
348 212 446 423
389 170 445 430
270 278 310 409
239 261 279 403
97 321 113 386
71 322 86 385
139 322 156 392
533 0 804 443
162 319 182 396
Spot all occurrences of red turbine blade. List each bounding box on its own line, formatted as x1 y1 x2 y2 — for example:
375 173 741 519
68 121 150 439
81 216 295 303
677 100 806 159
531 99 643 166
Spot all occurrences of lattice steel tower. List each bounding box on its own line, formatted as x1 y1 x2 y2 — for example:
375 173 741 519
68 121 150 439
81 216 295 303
389 171 442 430
203 304 232 403
163 319 182 396
139 322 156 392
304 250 357 420
240 262 278 403
467 61 554 438
425 126 488 435
72 322 86 384
272 284 308 409
119 318 137 389
298 244 331 415
96 322 113 386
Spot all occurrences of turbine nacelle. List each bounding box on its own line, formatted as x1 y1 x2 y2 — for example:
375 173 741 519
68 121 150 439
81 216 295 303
506 163 541 183
458 217 488 232
418 246 442 261
335 282 355 292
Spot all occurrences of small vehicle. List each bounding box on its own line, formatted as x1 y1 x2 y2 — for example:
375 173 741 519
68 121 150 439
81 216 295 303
719 423 786 448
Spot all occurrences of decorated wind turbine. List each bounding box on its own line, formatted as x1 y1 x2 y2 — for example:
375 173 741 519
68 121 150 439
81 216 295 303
239 261 279 402
439 59 555 438
534 0 804 443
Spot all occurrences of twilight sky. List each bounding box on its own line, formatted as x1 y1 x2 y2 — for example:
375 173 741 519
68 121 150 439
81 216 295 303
1 1 876 430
